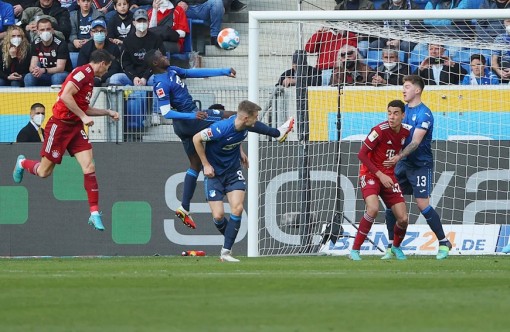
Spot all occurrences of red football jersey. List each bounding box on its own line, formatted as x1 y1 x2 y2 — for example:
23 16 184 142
359 121 411 176
52 64 95 122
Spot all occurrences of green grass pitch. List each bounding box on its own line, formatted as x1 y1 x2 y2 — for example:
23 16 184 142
0 255 509 332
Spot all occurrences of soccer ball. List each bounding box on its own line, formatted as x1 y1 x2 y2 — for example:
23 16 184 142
217 28 240 50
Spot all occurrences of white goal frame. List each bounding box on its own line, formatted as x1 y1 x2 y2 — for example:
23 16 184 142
247 9 510 257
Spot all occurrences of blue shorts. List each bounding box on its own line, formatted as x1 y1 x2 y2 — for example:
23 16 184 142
395 162 433 198
204 168 246 202
173 109 224 156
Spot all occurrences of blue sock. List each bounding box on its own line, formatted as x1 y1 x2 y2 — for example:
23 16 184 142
247 121 279 138
182 168 198 212
224 214 241 250
214 217 227 235
385 208 396 248
421 205 446 242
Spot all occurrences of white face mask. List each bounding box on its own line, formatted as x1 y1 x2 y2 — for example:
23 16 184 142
40 31 53 42
10 37 22 47
33 114 45 126
506 25 510 35
383 62 397 71
135 22 148 33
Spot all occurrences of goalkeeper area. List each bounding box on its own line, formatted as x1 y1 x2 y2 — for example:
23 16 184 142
248 9 510 257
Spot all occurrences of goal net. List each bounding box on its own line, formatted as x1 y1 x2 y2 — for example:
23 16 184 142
247 9 510 257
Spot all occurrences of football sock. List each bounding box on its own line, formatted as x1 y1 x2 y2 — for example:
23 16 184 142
385 208 396 245
352 213 375 250
393 223 407 247
247 121 279 138
421 205 446 240
214 217 227 235
223 214 241 250
182 168 199 212
21 159 40 176
84 172 99 213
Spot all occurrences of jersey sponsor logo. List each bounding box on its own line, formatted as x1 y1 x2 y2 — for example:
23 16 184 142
421 121 430 129
368 130 378 142
156 88 165 98
73 71 86 82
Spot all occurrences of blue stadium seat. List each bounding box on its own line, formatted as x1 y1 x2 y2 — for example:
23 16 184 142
413 0 429 9
171 19 206 62
70 52 79 68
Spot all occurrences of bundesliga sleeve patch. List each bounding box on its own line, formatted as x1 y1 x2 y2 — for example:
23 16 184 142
200 128 213 141
368 130 379 142
156 88 165 98
73 71 85 82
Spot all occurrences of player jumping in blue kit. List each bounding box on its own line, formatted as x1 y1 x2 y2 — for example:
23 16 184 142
193 100 266 262
383 75 452 260
146 50 294 230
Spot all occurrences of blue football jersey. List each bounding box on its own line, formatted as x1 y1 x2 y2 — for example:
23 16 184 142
403 103 434 167
203 116 247 176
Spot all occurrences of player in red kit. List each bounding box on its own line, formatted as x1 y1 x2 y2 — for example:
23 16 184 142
13 49 118 232
349 100 411 261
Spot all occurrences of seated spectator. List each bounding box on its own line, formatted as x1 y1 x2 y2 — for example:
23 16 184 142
0 26 31 86
4 0 35 19
172 0 225 48
77 18 120 85
369 48 411 86
32 0 72 41
462 53 500 85
330 44 375 86
276 50 321 87
92 0 115 19
423 0 479 38
0 1 15 42
305 25 357 86
491 18 510 83
334 0 373 10
60 0 78 11
415 43 467 85
369 0 420 60
16 103 46 143
476 0 509 42
108 8 165 86
24 17 72 86
69 0 104 51
107 0 133 46
148 0 188 54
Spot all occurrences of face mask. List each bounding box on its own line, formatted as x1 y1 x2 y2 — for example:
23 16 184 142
10 37 22 47
33 114 45 126
93 32 106 43
506 25 510 34
40 31 53 42
383 62 397 71
135 22 148 33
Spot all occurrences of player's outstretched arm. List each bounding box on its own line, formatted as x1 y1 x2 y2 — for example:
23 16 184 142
87 107 119 121
193 131 215 178
171 66 235 79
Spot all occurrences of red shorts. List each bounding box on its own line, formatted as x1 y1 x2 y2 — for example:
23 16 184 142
40 116 92 164
359 173 405 208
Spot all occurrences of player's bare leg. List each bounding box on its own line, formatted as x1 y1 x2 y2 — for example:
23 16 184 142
13 155 56 183
76 149 104 231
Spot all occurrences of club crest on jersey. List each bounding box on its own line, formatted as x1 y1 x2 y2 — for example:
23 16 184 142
51 50 56 57
208 190 216 198
51 150 60 159
367 178 375 185
156 88 165 98
368 130 378 142
412 115 417 121
73 71 85 82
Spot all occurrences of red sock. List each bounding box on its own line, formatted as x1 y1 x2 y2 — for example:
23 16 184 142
84 172 99 213
352 213 375 250
393 223 407 247
21 159 40 176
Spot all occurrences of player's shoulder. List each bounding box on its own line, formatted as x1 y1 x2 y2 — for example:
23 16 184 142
70 64 92 82
401 123 413 132
377 121 390 131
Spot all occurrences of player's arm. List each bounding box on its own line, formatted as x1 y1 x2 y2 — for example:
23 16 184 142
389 127 427 165
358 143 394 188
87 106 119 121
60 82 94 126
171 66 236 79
240 145 249 169
193 129 215 178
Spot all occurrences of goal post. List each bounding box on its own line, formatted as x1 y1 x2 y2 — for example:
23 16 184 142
247 9 510 257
